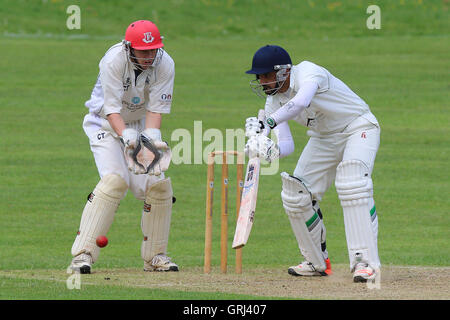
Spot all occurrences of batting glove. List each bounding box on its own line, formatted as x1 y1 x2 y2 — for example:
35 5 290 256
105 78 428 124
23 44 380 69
244 134 280 163
245 117 264 137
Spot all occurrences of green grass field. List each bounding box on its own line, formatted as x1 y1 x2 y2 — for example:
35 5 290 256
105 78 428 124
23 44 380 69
0 0 449 301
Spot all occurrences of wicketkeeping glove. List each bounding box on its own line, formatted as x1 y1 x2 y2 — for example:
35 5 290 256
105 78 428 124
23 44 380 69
134 128 172 176
120 128 140 172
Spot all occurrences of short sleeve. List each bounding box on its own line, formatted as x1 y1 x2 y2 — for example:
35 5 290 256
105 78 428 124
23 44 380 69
147 52 175 114
297 61 329 93
99 58 125 115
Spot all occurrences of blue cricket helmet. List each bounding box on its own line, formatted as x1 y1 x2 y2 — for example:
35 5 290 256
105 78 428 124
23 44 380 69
246 45 292 75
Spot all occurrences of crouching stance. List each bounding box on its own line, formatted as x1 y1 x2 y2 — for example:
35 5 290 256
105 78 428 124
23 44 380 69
71 175 177 274
244 45 380 282
70 20 178 274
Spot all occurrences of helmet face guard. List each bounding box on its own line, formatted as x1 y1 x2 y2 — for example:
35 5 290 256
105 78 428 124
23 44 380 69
124 20 164 70
246 45 292 98
123 41 164 70
249 64 292 98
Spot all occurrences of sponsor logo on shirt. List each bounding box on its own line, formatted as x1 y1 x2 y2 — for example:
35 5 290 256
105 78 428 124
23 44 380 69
123 77 131 91
132 96 141 104
307 117 317 128
160 93 172 103
123 100 145 112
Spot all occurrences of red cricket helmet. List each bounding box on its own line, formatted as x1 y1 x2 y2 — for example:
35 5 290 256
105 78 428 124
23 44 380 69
124 20 164 50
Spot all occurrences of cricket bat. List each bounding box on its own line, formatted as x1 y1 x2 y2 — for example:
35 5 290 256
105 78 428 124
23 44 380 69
232 109 265 249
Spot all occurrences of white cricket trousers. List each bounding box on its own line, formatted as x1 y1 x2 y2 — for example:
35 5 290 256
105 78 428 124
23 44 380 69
293 114 380 200
83 113 164 199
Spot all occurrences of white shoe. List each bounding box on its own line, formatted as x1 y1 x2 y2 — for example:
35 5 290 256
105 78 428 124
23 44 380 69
353 262 376 282
70 253 92 274
288 258 332 276
144 254 179 272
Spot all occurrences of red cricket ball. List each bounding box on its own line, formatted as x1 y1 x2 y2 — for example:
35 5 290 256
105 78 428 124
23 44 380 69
96 235 108 248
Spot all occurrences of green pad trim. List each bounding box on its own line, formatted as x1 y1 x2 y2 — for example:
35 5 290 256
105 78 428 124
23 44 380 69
306 212 319 231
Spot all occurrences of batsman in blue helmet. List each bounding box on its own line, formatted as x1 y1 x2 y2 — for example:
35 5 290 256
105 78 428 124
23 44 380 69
244 45 381 283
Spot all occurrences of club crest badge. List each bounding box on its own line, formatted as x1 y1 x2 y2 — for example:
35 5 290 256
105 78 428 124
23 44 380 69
142 32 154 43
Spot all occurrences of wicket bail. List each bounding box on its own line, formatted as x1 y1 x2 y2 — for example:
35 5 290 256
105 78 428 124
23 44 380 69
204 150 244 274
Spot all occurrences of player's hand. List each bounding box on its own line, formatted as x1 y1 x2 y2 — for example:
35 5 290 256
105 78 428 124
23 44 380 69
147 141 172 176
245 117 264 137
137 128 172 176
245 110 265 138
244 134 280 163
120 128 140 172
121 128 139 148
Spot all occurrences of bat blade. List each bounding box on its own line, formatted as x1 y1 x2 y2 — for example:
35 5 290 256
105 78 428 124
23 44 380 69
232 156 261 249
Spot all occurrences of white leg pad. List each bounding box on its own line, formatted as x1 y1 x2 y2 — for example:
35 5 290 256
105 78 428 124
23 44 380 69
281 172 326 272
141 178 173 262
312 201 329 259
71 174 128 262
335 160 380 270
368 197 378 247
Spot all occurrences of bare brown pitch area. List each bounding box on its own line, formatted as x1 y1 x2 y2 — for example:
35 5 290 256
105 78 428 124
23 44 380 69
2 265 449 299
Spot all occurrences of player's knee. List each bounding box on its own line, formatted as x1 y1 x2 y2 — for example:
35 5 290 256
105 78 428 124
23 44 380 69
312 200 324 219
145 177 173 203
280 172 313 214
335 160 373 202
96 174 129 200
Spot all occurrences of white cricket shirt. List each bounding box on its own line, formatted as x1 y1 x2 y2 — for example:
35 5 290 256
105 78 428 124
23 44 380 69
265 61 378 135
85 42 175 122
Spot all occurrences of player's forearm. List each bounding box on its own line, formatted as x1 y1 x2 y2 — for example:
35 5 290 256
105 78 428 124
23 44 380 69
269 81 319 127
273 122 295 158
145 111 162 129
107 113 126 136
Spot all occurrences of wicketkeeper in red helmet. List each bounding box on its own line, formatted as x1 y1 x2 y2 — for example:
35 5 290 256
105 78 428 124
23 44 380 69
69 20 178 274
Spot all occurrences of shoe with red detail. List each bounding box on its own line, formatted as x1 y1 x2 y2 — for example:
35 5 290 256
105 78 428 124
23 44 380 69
353 262 376 282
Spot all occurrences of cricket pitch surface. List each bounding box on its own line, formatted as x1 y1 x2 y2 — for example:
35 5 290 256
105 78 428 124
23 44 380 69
2 264 449 300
